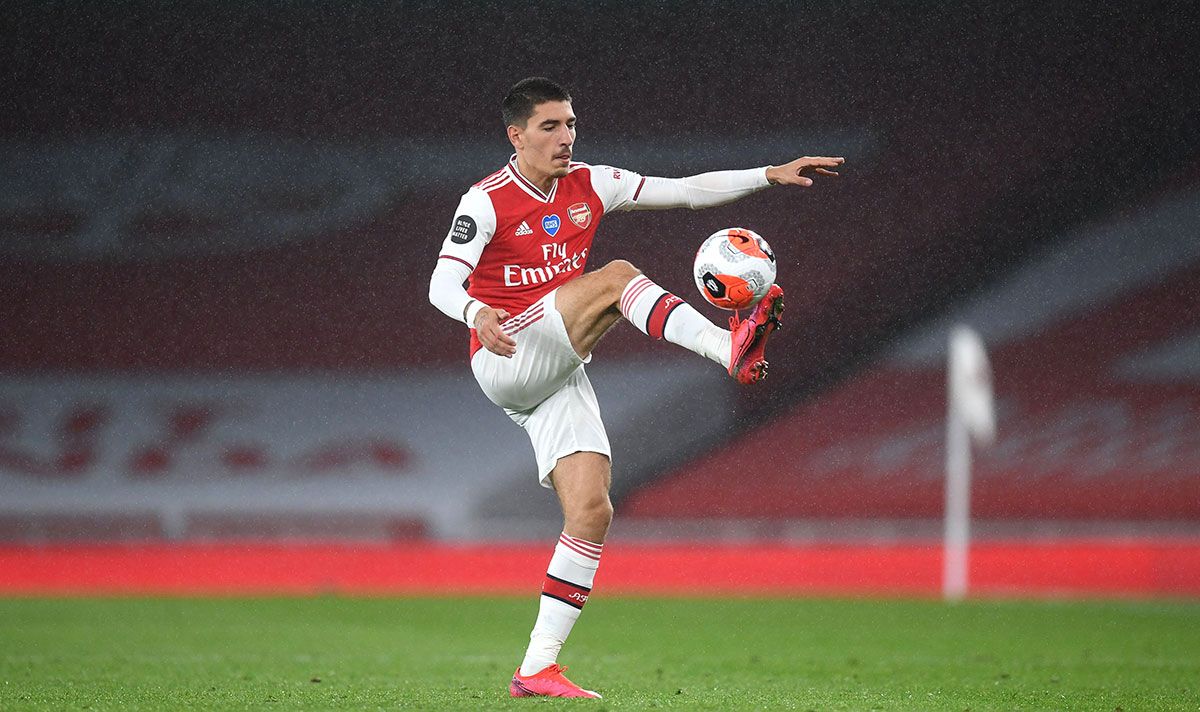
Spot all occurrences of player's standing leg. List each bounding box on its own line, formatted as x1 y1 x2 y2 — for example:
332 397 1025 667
511 452 610 699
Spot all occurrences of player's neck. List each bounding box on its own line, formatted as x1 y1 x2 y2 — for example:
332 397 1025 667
513 154 556 195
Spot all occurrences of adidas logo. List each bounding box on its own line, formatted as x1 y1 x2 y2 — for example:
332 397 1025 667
515 221 533 236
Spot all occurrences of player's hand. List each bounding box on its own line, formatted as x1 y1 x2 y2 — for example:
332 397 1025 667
766 156 844 187
475 307 517 358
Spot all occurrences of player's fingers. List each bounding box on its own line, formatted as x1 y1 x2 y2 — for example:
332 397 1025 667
495 309 511 321
796 159 841 171
815 168 839 176
487 331 516 357
490 326 517 349
808 156 845 166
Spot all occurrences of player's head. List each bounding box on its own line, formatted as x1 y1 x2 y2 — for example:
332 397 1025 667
503 77 575 180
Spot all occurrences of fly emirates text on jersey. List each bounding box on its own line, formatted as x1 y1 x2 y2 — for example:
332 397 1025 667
503 242 588 287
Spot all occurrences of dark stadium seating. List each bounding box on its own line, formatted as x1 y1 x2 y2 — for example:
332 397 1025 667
5 3 1196 382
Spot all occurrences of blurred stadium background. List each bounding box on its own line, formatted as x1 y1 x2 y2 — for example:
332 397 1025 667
2 1 1199 597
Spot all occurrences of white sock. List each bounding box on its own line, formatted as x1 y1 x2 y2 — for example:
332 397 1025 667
519 532 602 676
619 275 731 368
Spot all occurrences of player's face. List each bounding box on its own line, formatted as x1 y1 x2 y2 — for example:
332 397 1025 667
511 100 576 180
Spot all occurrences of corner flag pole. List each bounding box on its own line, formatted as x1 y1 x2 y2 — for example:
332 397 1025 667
943 326 995 601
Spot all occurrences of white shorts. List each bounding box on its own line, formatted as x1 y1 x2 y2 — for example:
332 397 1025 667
470 288 611 488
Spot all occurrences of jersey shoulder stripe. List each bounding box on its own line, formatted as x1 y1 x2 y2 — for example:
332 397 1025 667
477 171 506 188
480 174 512 193
472 165 506 188
475 170 509 191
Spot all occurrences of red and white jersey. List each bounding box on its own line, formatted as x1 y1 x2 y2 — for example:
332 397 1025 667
438 155 646 356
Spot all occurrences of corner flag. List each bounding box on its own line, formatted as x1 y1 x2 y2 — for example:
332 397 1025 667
943 325 995 601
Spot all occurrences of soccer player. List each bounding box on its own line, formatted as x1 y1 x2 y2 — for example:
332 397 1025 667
428 77 842 699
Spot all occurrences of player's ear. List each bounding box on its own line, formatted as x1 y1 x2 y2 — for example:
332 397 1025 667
507 124 523 150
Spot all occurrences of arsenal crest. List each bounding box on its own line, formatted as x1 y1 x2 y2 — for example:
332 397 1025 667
568 202 592 229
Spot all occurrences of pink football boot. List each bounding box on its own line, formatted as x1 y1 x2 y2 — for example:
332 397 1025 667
728 284 784 384
509 664 602 699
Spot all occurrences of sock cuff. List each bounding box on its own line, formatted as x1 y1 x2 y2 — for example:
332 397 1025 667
619 275 657 320
556 532 603 567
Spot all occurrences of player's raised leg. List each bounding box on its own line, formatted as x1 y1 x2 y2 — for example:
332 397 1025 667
554 259 784 383
556 259 730 363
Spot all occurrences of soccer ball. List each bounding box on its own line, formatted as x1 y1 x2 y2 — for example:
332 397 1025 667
692 227 777 310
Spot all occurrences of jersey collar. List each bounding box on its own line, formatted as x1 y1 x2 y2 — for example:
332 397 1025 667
506 154 559 203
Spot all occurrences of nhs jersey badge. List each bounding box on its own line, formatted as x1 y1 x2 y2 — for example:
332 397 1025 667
542 214 561 237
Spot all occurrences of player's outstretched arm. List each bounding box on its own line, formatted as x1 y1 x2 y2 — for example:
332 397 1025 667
765 156 844 187
626 156 844 211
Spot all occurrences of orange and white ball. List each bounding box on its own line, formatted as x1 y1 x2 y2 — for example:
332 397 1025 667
692 227 777 310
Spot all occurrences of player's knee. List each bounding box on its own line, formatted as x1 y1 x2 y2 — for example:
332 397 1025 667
591 497 614 531
565 495 613 536
601 259 640 286
599 259 641 302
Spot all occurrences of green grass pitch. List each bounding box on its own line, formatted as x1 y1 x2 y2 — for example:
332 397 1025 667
2 597 1198 710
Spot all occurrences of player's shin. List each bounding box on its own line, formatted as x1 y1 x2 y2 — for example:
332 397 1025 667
619 275 732 368
519 532 602 676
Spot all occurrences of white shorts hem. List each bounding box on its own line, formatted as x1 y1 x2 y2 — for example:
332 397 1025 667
538 448 613 489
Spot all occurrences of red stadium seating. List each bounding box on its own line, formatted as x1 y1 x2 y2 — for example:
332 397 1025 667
626 194 1200 523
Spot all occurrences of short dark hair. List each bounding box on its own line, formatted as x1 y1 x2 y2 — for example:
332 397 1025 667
502 77 572 128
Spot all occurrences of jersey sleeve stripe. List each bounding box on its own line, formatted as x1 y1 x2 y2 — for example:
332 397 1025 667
632 176 647 201
439 254 475 270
